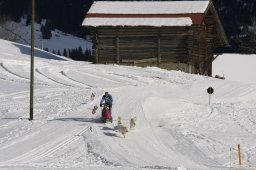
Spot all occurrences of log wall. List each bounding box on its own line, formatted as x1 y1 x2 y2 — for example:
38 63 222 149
90 14 221 76
90 27 189 65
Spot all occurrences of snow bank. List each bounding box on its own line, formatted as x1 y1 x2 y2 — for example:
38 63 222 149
213 53 256 84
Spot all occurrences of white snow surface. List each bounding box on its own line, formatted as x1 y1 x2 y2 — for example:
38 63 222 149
213 53 256 84
1 38 256 170
83 17 192 27
88 1 210 14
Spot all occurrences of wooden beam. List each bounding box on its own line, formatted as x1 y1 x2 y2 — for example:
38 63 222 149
94 32 99 63
158 31 161 64
121 58 157 64
116 33 120 64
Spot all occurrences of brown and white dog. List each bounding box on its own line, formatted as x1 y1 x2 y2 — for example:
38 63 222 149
90 93 95 101
117 116 128 138
130 116 137 129
118 125 128 138
92 105 98 114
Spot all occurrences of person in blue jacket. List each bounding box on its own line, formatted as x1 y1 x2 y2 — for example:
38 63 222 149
100 92 113 111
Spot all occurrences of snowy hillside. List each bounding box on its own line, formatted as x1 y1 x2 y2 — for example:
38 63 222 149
213 54 256 84
0 18 92 54
0 38 256 170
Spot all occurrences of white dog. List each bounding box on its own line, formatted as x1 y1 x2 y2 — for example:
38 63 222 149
117 116 123 134
118 125 128 138
117 116 122 126
116 116 128 138
130 117 136 129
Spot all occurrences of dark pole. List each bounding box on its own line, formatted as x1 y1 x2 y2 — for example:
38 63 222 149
30 0 35 121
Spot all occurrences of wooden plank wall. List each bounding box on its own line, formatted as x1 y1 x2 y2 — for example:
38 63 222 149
90 20 220 76
187 9 219 76
91 27 189 64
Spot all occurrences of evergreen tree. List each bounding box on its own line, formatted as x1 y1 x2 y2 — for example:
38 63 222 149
40 20 52 39
26 15 31 26
63 48 67 57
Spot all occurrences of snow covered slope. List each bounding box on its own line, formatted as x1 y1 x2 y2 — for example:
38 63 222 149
213 54 256 84
0 18 92 54
0 38 256 170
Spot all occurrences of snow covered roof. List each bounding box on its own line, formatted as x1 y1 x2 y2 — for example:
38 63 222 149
83 17 192 27
83 1 210 27
87 1 210 14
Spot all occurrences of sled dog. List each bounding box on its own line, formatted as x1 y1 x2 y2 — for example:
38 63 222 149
117 116 124 135
130 117 136 129
117 116 122 126
92 105 98 114
90 93 95 101
118 125 128 138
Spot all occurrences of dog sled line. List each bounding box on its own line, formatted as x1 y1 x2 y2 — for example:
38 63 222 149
100 103 137 138
91 103 137 138
91 103 113 123
117 116 137 138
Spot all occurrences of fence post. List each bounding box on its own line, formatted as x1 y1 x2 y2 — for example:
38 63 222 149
238 144 242 167
230 147 232 168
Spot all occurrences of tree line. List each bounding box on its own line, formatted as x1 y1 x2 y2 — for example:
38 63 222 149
44 47 92 61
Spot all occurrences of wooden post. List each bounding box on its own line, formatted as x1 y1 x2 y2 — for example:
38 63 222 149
189 64 192 73
230 147 232 168
116 36 120 64
95 32 99 63
29 0 35 121
238 144 242 166
157 31 161 64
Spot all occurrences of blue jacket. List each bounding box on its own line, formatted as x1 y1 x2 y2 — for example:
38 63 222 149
100 94 113 106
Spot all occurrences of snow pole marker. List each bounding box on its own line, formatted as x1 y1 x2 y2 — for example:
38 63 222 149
230 147 232 168
238 144 242 167
207 87 214 105
209 94 210 105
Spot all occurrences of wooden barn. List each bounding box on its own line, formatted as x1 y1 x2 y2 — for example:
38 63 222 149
82 0 229 76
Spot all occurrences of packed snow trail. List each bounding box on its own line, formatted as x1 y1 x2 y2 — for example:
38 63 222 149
1 39 256 169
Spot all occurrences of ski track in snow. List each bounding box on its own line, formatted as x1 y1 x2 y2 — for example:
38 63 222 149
0 63 29 81
0 125 90 165
1 39 256 169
